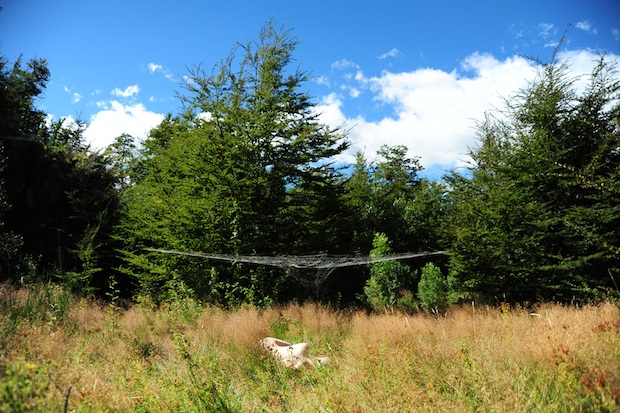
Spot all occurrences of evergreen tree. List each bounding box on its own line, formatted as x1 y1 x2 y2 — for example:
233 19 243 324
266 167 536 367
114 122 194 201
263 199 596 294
344 145 449 255
0 55 49 138
119 21 350 304
342 145 450 303
103 133 138 192
0 54 122 292
0 144 25 278
449 52 620 302
344 145 422 250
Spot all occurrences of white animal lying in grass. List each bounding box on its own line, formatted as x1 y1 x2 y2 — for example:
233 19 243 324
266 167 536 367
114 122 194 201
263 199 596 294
260 337 330 369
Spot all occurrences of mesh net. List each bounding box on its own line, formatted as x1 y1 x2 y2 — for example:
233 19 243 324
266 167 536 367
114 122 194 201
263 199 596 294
144 248 448 269
145 248 448 296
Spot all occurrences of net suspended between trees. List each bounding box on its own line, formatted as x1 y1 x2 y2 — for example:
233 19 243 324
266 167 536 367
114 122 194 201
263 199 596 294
145 248 449 296
145 248 447 269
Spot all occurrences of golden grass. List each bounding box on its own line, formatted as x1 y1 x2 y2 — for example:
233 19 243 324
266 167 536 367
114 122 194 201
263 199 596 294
1 285 619 412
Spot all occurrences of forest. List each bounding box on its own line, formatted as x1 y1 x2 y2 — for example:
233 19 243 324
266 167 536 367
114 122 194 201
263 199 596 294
1 22 619 310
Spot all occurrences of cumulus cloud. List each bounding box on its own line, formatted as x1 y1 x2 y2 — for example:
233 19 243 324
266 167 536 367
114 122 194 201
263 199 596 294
313 93 348 130
611 28 620 41
45 113 80 130
316 50 618 170
83 101 164 150
111 85 140 98
196 112 213 122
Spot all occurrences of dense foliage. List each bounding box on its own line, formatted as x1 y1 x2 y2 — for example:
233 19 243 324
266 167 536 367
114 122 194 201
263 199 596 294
417 262 449 314
447 52 620 303
1 22 618 307
363 232 413 311
118 23 352 305
0 55 122 294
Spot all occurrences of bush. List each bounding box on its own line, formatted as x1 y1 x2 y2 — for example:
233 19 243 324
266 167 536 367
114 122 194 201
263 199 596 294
363 233 412 311
417 263 449 314
0 358 55 412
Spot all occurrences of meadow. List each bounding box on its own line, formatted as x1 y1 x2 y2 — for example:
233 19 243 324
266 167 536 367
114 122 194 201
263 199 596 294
1 283 619 412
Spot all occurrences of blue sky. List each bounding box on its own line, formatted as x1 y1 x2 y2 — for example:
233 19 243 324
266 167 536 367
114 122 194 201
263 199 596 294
2 0 619 177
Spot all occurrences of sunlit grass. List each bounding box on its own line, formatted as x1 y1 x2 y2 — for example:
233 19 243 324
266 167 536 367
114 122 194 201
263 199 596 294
1 283 619 412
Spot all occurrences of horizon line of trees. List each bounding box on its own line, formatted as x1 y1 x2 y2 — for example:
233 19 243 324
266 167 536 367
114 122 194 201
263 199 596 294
1 21 618 308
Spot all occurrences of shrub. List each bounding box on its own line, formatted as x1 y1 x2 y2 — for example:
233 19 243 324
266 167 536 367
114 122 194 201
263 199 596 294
417 263 449 314
0 358 55 412
363 233 412 311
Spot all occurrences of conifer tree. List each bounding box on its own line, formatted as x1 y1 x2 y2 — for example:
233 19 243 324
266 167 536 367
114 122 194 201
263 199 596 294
120 21 349 304
449 52 620 302
0 54 122 291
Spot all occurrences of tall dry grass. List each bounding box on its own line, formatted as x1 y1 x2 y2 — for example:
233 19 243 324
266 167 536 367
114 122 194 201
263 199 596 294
1 284 619 412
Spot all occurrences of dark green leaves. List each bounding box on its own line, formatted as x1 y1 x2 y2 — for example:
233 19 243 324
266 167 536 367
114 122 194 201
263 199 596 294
119 21 350 304
449 53 620 302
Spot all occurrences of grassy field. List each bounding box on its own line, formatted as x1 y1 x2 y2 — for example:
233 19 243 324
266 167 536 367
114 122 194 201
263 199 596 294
1 283 619 412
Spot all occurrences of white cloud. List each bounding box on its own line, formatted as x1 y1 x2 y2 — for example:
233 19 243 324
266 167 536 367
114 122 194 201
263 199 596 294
83 101 164 150
316 50 618 170
63 85 83 104
111 85 140 98
45 113 79 129
71 92 83 104
576 20 597 35
612 28 620 41
555 49 615 94
146 62 175 80
314 75 330 86
196 112 212 122
332 59 359 70
349 88 361 98
147 62 163 73
538 23 555 38
356 55 536 167
313 93 348 130
378 48 401 60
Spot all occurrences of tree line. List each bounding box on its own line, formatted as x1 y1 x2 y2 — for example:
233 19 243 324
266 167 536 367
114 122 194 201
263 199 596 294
1 21 618 308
